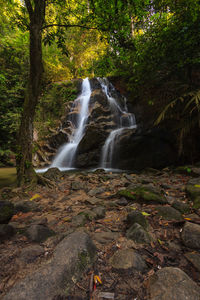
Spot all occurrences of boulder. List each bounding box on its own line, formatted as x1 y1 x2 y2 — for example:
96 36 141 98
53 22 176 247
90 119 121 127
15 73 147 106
3 232 96 300
148 267 200 300
109 249 147 272
186 178 200 209
156 206 183 221
26 224 55 243
181 221 200 249
116 128 178 171
126 223 151 244
126 211 149 229
0 224 15 241
43 168 62 181
118 186 167 204
0 201 14 224
18 245 45 264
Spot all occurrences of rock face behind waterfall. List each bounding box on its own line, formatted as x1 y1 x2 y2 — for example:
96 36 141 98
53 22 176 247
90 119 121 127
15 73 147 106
34 77 178 171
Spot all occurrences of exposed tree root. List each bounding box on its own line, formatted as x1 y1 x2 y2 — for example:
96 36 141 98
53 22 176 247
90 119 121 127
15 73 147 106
37 174 57 188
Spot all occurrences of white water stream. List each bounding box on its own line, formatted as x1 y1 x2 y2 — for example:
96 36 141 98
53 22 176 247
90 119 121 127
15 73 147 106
99 78 137 169
38 78 91 172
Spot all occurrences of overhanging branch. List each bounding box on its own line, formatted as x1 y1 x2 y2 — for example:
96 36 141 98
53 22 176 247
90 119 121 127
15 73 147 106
42 23 98 30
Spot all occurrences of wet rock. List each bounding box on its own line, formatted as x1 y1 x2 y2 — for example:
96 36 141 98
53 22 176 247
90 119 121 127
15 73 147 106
93 231 120 244
148 267 200 300
184 252 200 272
43 168 62 181
19 245 45 263
156 206 183 221
186 178 200 209
116 128 178 171
109 249 147 272
126 211 148 229
126 223 151 244
172 200 190 214
181 222 200 249
26 224 55 243
0 224 15 241
47 130 69 149
118 186 166 204
0 200 14 224
3 232 96 300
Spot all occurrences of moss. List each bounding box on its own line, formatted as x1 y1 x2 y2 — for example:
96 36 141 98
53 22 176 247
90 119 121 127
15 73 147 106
78 251 91 272
118 186 166 204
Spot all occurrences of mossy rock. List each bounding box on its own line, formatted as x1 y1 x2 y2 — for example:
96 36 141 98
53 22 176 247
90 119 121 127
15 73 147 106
118 186 166 204
0 201 15 224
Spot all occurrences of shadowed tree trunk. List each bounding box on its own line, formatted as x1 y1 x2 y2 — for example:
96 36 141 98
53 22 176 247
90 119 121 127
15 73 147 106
16 0 45 186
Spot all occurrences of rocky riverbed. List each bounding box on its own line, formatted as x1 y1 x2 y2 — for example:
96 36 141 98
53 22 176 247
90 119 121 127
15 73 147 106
1 166 200 299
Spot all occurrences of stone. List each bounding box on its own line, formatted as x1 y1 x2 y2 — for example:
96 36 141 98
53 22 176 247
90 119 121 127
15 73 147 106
118 186 167 204
156 206 183 221
109 249 147 272
93 231 119 244
92 207 106 219
0 224 15 241
26 224 55 243
88 187 106 197
71 181 85 190
148 267 200 300
126 223 151 244
172 200 190 214
184 252 200 272
71 214 88 227
3 232 96 300
181 222 200 249
84 197 102 205
14 200 39 213
43 168 62 181
116 197 129 206
126 211 148 229
186 178 200 209
19 245 45 263
116 128 178 171
0 200 14 224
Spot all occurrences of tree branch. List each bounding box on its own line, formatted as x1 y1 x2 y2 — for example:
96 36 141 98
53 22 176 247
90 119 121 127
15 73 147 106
24 0 33 17
41 23 98 30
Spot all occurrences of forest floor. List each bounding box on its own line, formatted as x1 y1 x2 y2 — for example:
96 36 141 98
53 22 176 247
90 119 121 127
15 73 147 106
1 167 200 299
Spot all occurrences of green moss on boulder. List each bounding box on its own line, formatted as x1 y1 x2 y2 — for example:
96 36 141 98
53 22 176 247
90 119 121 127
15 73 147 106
118 186 166 204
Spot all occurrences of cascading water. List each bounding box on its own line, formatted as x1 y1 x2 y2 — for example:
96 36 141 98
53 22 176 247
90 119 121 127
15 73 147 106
49 77 91 171
99 78 137 170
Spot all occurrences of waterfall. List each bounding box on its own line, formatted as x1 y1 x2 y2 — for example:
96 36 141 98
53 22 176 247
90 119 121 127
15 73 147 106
37 77 136 173
44 78 91 171
99 78 137 170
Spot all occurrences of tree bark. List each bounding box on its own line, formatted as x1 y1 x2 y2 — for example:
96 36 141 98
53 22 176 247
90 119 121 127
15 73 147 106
17 0 45 186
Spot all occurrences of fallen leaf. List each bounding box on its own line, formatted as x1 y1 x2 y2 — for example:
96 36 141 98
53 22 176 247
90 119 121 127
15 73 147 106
141 211 151 216
30 193 41 201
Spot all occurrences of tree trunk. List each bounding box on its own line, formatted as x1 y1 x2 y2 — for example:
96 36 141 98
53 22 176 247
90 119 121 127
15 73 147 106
17 1 45 186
